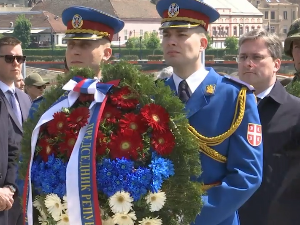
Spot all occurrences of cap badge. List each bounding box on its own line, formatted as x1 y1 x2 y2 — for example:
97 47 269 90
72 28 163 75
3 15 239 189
168 3 180 18
72 14 83 29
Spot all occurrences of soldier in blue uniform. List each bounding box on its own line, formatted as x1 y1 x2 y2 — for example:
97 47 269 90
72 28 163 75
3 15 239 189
156 0 263 224
28 6 124 118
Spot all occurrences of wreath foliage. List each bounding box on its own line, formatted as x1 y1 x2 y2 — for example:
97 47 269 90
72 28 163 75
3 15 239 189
20 61 203 225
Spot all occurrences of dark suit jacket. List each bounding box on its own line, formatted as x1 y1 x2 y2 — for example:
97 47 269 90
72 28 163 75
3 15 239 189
239 80 300 225
0 88 31 225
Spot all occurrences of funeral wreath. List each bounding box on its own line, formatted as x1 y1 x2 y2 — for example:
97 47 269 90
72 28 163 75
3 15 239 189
20 62 203 225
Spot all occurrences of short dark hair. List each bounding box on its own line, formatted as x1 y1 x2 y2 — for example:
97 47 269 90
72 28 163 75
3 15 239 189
0 36 22 49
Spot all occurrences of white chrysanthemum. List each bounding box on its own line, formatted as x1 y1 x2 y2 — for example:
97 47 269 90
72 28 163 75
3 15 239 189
57 213 70 225
139 217 162 225
113 211 137 225
102 217 114 225
145 191 166 212
109 191 133 213
62 196 68 212
44 194 63 221
33 197 44 212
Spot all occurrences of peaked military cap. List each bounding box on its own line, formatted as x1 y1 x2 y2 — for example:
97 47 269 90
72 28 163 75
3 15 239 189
62 6 124 41
284 18 300 57
156 0 220 30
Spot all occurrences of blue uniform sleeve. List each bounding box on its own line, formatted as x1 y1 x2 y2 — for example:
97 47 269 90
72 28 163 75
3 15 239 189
196 92 263 224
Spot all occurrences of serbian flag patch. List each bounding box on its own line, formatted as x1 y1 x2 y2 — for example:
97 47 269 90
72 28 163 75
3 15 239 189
247 123 262 146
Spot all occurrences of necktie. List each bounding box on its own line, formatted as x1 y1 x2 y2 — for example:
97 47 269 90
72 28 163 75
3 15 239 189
7 90 22 125
178 80 191 103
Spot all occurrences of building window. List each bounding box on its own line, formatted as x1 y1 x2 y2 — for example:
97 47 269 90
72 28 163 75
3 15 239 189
124 30 128 40
234 27 237 36
159 30 163 39
225 27 229 36
140 29 143 37
213 27 217 36
283 11 287 20
271 11 275 19
293 11 296 20
283 25 288 34
239 25 243 36
245 26 249 33
265 11 268 19
270 26 275 33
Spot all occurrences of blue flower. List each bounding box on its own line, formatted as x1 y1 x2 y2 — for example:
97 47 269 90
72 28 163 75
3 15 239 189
31 155 67 197
149 152 175 193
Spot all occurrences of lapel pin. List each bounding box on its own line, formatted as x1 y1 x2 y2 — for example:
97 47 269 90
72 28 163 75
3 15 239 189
205 84 216 95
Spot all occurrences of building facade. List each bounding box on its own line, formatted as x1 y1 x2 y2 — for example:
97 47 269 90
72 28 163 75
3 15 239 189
205 0 263 48
248 0 299 41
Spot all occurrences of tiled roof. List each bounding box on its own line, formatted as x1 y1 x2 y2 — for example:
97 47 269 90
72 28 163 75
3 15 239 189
110 0 160 19
203 0 263 15
0 11 66 33
31 0 117 18
31 0 160 20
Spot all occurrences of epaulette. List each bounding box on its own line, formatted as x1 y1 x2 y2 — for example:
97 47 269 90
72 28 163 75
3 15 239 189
224 75 255 91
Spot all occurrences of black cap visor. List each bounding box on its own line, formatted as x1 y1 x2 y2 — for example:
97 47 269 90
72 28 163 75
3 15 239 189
159 21 200 30
63 33 109 40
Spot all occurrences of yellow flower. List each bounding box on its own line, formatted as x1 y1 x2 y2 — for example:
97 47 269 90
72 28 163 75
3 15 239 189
57 213 70 225
139 217 162 225
145 191 166 212
109 191 133 213
44 194 63 221
113 211 137 225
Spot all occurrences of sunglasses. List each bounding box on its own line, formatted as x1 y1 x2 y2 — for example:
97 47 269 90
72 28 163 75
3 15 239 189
0 55 26 63
34 85 46 90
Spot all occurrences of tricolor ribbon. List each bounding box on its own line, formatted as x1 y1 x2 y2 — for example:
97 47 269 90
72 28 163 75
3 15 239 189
23 77 119 225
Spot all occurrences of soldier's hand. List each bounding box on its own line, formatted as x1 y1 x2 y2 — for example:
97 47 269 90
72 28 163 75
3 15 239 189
0 188 14 211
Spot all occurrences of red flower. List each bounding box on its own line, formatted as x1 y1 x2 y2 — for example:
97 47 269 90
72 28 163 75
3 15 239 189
69 107 90 129
102 104 122 123
96 130 108 155
78 93 94 102
48 112 68 135
119 113 148 134
108 130 143 160
109 86 139 109
140 103 170 132
38 138 55 162
59 132 77 157
151 130 176 156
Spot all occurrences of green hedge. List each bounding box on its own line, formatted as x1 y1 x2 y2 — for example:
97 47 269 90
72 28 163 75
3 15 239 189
24 49 66 56
123 55 139 60
205 55 215 61
26 56 65 61
223 55 237 61
148 55 164 60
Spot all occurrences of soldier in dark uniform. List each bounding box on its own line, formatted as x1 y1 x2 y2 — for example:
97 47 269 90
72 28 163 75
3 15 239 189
156 0 263 224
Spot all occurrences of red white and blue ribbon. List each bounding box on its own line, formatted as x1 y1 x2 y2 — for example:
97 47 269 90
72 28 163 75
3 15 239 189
24 77 119 225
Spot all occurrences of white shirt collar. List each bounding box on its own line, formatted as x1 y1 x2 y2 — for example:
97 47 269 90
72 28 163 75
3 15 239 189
173 67 209 93
0 80 15 94
256 84 275 99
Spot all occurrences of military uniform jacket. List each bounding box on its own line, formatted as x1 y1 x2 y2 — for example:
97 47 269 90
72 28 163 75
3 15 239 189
165 67 263 225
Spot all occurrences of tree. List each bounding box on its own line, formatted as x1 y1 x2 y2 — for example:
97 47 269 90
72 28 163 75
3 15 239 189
145 32 160 54
224 36 238 51
126 37 138 49
206 33 213 49
13 15 31 49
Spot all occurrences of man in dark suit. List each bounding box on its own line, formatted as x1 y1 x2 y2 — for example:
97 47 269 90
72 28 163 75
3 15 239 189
237 29 300 225
0 36 31 225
